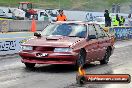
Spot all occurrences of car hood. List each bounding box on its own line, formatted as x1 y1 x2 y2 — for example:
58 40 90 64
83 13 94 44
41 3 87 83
23 36 83 47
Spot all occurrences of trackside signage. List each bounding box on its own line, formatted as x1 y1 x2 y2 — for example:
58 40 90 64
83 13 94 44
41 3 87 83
0 32 33 55
0 38 28 55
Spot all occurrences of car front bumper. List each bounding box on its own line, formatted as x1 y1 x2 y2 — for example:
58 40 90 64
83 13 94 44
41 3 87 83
19 51 78 65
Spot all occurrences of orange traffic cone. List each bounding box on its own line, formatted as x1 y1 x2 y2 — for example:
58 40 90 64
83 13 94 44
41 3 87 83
31 18 36 32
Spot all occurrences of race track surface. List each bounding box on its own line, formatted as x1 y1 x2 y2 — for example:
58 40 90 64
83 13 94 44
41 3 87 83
0 40 132 88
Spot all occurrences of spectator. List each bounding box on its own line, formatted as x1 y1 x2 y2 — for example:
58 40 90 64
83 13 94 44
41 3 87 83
104 9 111 27
112 3 116 13
127 14 132 26
56 10 67 21
129 5 132 13
120 16 125 26
117 4 120 13
112 14 120 26
116 14 121 26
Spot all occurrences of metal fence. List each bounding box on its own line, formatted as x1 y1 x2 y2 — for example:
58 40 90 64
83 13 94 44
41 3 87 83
0 20 50 32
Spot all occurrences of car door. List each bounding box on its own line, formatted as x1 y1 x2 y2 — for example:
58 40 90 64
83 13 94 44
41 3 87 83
85 24 98 63
94 24 109 60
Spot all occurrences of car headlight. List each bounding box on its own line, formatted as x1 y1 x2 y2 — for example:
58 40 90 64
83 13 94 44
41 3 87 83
54 48 72 52
22 46 33 50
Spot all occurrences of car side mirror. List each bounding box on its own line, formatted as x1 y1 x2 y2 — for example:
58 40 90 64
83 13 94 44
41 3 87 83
34 32 41 38
87 35 96 40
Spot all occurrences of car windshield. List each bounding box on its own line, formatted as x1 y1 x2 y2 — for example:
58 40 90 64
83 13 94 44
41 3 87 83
41 23 87 38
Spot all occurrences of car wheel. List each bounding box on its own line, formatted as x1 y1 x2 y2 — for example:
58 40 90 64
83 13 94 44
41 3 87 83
100 48 111 65
24 63 35 68
76 49 86 67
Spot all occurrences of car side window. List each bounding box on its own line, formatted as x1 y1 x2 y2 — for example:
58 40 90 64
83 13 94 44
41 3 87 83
94 24 106 38
40 12 48 17
88 24 97 38
98 25 108 37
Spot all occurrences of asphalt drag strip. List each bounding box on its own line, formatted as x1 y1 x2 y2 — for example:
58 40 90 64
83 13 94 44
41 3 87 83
0 40 132 88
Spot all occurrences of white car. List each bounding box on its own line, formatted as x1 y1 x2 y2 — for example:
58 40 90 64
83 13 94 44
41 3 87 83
0 9 12 19
0 9 6 16
37 10 58 22
12 8 25 19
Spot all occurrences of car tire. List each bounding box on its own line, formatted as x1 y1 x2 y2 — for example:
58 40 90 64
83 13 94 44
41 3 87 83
100 48 111 65
76 49 86 68
24 63 35 68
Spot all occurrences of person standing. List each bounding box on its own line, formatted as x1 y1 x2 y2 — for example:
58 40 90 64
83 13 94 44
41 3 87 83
129 5 132 13
104 9 111 27
116 14 121 25
116 4 120 13
120 16 125 26
127 14 132 26
112 14 120 26
117 4 120 13
112 3 116 13
56 10 67 21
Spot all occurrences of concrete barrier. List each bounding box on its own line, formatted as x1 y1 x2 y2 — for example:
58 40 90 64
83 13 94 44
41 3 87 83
0 20 50 32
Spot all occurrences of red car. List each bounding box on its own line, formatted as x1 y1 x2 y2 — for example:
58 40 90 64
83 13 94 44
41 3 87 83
19 21 114 68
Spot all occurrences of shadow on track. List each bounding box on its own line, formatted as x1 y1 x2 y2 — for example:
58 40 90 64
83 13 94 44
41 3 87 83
23 62 113 74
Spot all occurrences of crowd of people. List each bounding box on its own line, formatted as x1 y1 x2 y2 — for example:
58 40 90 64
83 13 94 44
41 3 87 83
105 10 126 27
56 9 131 28
104 9 130 27
49 8 132 28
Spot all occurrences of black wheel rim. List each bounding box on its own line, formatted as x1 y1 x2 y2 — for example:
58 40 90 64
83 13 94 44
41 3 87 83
105 50 110 62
